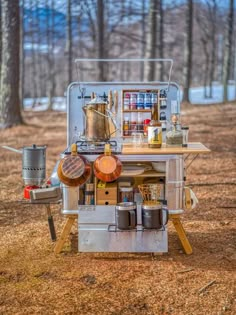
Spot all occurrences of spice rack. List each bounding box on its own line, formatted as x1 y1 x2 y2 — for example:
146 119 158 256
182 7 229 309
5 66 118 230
121 89 168 137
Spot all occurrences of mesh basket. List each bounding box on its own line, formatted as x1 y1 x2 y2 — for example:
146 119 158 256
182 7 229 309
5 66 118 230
138 184 161 205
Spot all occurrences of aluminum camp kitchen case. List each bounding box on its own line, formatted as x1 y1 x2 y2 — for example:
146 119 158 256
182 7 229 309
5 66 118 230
62 59 183 253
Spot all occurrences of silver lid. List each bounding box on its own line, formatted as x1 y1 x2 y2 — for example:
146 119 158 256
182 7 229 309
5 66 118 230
87 96 107 105
142 204 162 210
116 202 136 210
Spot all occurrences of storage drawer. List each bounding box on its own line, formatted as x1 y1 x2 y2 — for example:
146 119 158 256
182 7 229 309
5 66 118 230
96 182 117 201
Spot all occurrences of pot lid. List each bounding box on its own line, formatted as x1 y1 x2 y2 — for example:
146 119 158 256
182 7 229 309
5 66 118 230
87 96 107 105
23 144 46 150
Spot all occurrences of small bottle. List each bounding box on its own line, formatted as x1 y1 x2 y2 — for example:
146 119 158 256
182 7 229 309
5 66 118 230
130 112 137 135
124 93 130 110
123 117 129 136
137 112 143 133
137 93 144 109
181 126 189 147
148 103 162 148
130 93 137 110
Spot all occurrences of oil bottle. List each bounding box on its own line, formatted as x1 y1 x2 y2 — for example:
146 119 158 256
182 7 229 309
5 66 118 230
148 99 162 148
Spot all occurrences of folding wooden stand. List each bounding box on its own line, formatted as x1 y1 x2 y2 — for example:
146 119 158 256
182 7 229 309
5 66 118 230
54 213 193 255
54 215 77 254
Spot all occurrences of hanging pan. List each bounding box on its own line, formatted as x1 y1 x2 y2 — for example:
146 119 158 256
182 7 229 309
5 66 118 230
57 143 91 187
93 144 122 182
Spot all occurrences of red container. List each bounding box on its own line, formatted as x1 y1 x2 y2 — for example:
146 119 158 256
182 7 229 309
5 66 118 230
143 119 151 136
24 185 39 199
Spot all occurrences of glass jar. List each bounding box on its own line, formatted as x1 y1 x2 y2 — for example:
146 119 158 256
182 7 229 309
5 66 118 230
119 187 134 202
166 123 183 147
181 126 189 147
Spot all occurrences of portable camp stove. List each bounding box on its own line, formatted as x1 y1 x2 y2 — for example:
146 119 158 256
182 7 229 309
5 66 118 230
76 140 122 155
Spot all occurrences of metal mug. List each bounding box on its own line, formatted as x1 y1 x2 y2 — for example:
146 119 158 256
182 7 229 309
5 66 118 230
115 202 137 230
142 204 168 229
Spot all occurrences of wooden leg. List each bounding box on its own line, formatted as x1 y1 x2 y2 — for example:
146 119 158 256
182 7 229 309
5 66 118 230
54 215 77 254
169 214 193 255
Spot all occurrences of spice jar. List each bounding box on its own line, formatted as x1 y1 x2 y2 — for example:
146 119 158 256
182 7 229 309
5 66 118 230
119 187 134 202
130 93 137 110
143 119 151 136
123 117 129 136
124 93 130 110
181 126 189 147
130 112 137 134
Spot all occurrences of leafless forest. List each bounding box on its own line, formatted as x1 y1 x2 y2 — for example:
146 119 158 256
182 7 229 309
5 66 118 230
21 0 235 99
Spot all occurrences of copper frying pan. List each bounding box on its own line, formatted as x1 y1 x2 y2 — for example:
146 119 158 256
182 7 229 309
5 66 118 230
57 144 91 187
93 144 122 182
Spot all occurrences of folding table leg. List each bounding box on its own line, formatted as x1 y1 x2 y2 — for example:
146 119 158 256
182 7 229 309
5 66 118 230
169 214 193 255
54 215 77 254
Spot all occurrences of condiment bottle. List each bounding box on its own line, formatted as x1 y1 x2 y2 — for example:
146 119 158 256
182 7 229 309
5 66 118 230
148 102 162 148
181 126 189 147
123 117 129 136
124 93 130 110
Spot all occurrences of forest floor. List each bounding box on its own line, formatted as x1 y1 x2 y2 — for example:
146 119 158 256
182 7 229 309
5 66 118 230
0 103 235 315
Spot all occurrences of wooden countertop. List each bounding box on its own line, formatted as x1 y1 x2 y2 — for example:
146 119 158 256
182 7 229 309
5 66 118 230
122 142 211 155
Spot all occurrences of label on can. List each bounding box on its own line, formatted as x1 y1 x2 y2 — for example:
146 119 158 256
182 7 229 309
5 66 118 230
148 126 162 145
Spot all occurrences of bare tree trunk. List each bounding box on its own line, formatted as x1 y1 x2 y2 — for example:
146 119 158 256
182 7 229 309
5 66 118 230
97 0 105 81
20 0 24 109
30 0 37 107
140 0 146 81
182 0 193 103
47 0 56 110
202 39 210 98
158 0 164 81
0 2 2 90
0 0 23 128
208 0 217 98
36 0 44 98
66 0 72 84
223 0 234 102
144 0 158 81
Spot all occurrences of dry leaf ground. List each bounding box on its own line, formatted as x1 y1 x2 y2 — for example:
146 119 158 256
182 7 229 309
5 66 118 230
0 104 235 315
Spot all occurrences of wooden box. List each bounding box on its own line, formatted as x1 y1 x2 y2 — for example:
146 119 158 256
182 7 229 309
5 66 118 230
96 182 117 205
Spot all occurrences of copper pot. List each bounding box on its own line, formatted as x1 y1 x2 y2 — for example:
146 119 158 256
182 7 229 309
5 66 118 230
93 144 122 182
57 144 91 187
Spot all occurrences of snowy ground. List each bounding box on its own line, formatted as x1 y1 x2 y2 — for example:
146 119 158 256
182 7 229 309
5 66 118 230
23 84 236 111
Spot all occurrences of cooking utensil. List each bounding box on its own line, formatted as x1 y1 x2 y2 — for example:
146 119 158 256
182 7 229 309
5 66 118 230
57 143 91 187
2 144 46 185
83 96 117 141
93 143 122 182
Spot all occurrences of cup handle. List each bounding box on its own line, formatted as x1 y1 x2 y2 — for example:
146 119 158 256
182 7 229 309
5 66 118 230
129 210 136 228
160 209 169 226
